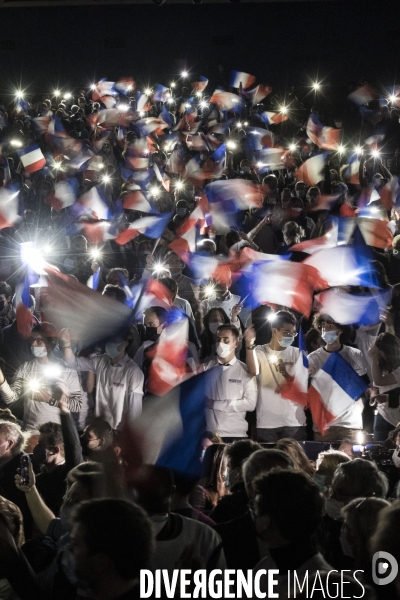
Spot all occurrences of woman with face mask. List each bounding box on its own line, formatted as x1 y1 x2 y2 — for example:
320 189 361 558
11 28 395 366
369 333 400 442
199 308 230 361
308 313 368 443
0 323 82 451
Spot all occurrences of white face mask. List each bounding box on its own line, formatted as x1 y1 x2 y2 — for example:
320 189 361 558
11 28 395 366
216 342 232 358
322 331 339 345
31 346 47 358
209 322 222 335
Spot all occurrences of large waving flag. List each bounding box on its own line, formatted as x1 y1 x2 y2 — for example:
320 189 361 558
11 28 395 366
280 328 309 406
315 288 392 326
77 186 109 220
92 80 117 101
295 153 326 186
357 217 393 249
243 84 272 105
347 84 378 106
17 145 46 173
304 245 380 288
15 271 36 337
230 71 256 89
168 227 198 259
309 352 368 434
342 153 360 185
245 126 274 150
115 212 172 245
210 90 244 111
153 84 170 102
47 179 78 211
122 186 152 213
146 318 190 397
306 114 341 150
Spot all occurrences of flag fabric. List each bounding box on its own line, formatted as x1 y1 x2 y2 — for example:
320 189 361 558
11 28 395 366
261 111 288 126
115 212 172 245
280 328 309 406
295 153 326 186
92 80 117 101
135 118 169 137
210 91 244 111
147 318 190 397
15 271 36 337
230 71 256 89
122 187 152 213
308 352 368 434
0 186 21 229
342 153 360 185
258 147 285 169
153 84 170 102
87 268 101 291
17 145 46 173
357 217 393 249
169 226 198 259
32 116 52 133
97 108 133 128
303 245 380 288
315 287 392 326
243 84 273 105
245 127 274 150
115 78 134 94
347 84 378 106
192 76 208 93
2 157 11 187
306 114 341 150
77 186 110 220
82 221 116 244
47 178 78 211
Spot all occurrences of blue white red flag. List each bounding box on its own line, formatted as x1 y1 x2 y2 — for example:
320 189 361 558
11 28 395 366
115 212 172 245
230 71 256 89
261 111 288 126
17 145 46 174
308 352 368 434
315 287 392 326
153 84 170 102
295 153 327 186
280 328 309 406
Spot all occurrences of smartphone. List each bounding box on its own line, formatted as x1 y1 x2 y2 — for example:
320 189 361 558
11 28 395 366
352 445 363 453
20 454 30 486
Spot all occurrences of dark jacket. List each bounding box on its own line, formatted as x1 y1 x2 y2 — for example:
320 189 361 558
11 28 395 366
215 510 261 570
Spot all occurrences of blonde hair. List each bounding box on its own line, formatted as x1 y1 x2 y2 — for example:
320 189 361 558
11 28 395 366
316 450 350 486
0 420 28 456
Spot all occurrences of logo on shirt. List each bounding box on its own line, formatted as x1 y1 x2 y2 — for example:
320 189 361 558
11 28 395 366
229 379 242 384
112 382 125 388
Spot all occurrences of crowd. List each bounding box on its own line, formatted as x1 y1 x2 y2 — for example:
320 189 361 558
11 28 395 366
0 71 400 598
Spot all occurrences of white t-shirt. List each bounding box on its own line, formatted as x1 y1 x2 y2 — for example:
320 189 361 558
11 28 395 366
308 345 368 430
255 344 306 428
376 366 400 427
203 356 258 437
355 323 381 381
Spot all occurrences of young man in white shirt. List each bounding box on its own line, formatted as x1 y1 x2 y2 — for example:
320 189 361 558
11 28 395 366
60 328 143 430
245 310 307 442
203 324 257 442
308 313 368 442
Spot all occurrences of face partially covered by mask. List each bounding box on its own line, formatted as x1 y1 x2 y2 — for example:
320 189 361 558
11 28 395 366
215 329 238 360
144 312 166 342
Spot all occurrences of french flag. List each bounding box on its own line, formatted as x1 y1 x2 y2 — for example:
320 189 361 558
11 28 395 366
17 145 46 174
295 153 326 186
342 153 360 185
82 221 116 244
308 352 368 434
280 328 309 407
47 179 78 212
87 268 101 291
192 76 208 93
147 318 190 397
230 71 256 90
261 111 288 126
347 84 378 106
315 287 392 326
168 226 198 260
97 108 133 128
15 270 36 337
304 245 380 288
306 114 341 150
357 217 393 250
115 77 134 94
243 84 273 105
210 91 244 111
135 118 169 136
122 186 152 213
136 92 152 113
32 116 52 134
246 127 274 150
77 186 110 221
115 212 172 245
0 187 21 229
92 80 117 101
153 84 170 102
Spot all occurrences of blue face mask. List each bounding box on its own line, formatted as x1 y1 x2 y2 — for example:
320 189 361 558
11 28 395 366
322 331 339 345
105 342 123 359
280 336 294 348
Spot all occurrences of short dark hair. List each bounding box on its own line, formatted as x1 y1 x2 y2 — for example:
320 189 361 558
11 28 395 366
143 306 169 324
38 422 64 449
73 499 153 579
31 322 58 351
0 282 12 298
254 469 323 541
66 461 103 488
217 323 240 340
225 439 261 471
87 418 114 446
102 285 127 304
269 310 297 330
312 312 343 332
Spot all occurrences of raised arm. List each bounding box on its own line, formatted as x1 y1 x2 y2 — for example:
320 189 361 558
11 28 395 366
15 462 56 536
244 326 259 376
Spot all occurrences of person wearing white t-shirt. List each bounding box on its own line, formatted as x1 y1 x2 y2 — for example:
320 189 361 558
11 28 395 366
203 324 257 442
308 314 368 442
369 333 400 441
244 310 307 442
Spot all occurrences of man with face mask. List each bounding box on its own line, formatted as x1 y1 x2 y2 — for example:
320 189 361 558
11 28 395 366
0 323 82 449
203 325 257 442
245 310 307 442
60 327 143 429
309 313 368 442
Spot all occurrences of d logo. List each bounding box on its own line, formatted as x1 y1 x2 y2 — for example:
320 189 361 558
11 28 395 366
372 551 398 586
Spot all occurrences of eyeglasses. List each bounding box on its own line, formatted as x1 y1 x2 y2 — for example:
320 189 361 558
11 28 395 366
321 324 337 331
280 331 298 337
29 337 45 345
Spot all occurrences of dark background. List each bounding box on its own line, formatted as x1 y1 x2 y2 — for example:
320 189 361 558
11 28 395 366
0 0 400 106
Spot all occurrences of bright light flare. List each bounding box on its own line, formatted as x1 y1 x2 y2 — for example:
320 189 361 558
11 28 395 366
338 145 345 154
199 101 208 109
27 379 41 393
289 144 296 151
267 312 276 322
118 104 129 112
203 284 216 299
90 249 102 260
195 91 202 98
15 90 23 99
226 141 237 150
10 139 22 148
43 364 62 380
356 430 365 446
244 121 249 126
43 245 53 254
269 354 278 364
372 149 380 158
20 245 46 274
181 71 188 78
145 88 152 96
354 146 363 155
101 174 111 184
170 82 176 88
312 82 321 91
63 93 72 100
90 84 96 91
280 106 288 115
389 94 398 103
236 122 242 128
139 111 145 117
152 262 167 275
175 181 185 191
54 89 61 96
150 186 160 197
